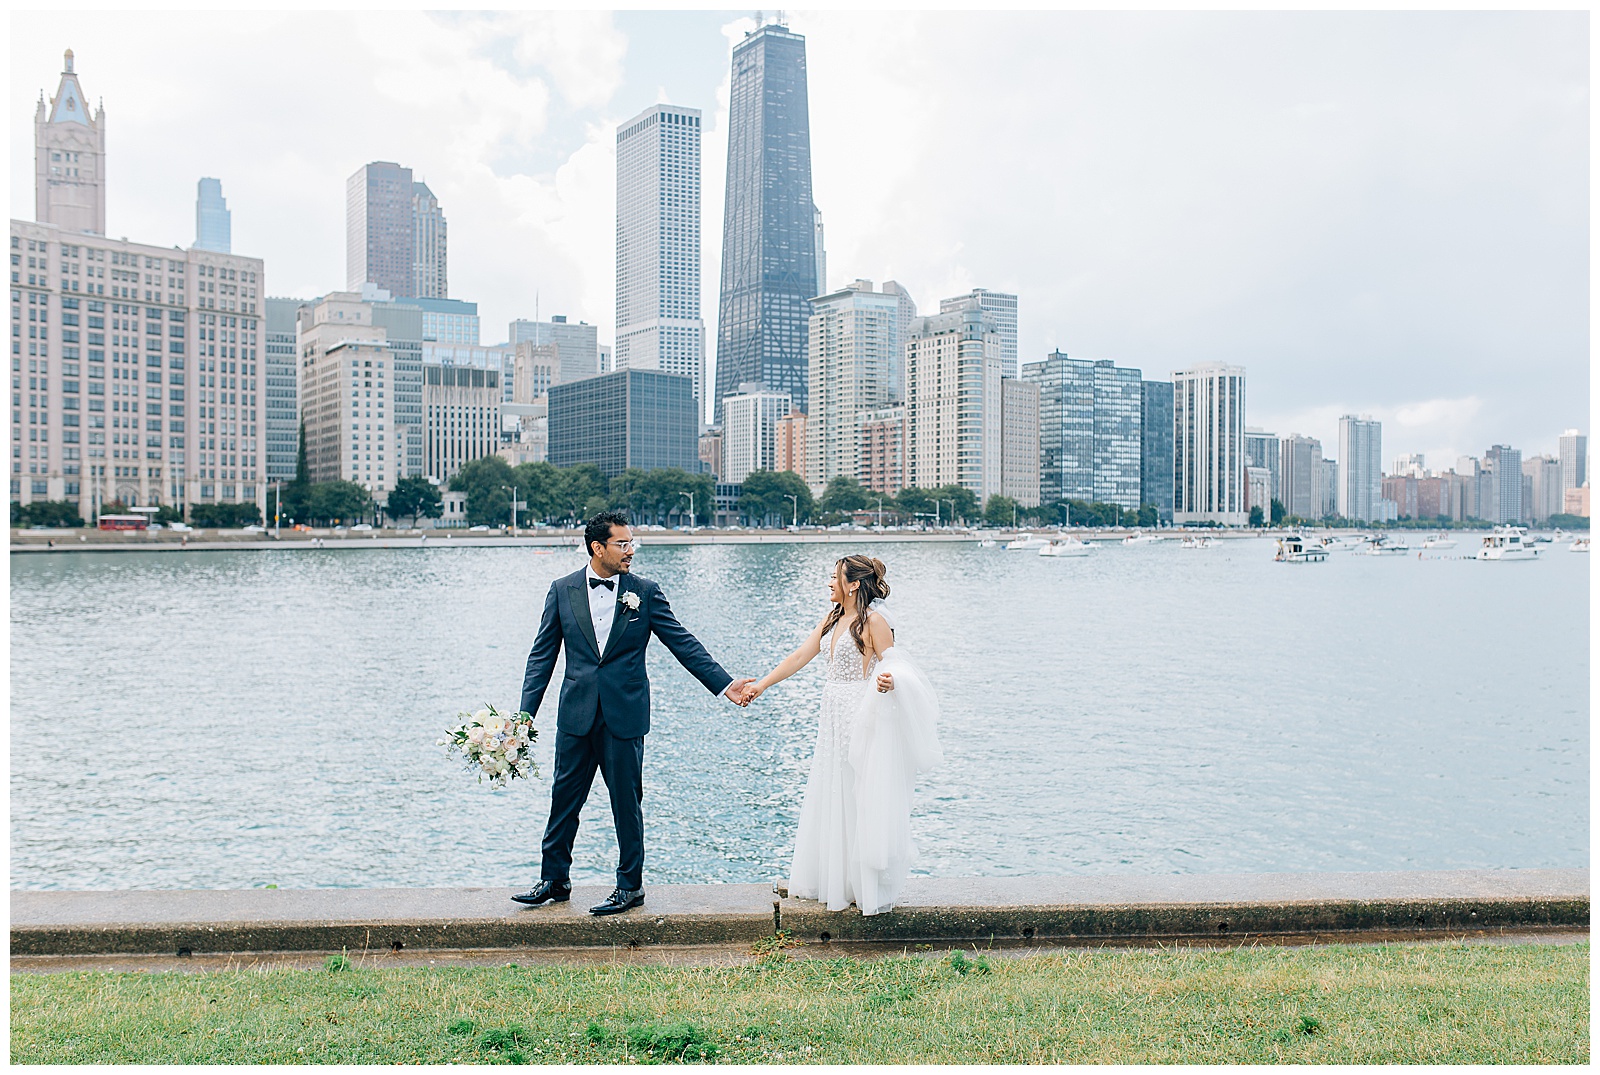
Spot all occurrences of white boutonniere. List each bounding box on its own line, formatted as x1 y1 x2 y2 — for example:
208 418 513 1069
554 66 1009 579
620 591 641 612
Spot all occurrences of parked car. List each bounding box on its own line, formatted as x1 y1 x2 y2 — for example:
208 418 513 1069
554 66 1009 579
468 524 491 532
351 523 373 532
168 522 193 533
241 524 265 534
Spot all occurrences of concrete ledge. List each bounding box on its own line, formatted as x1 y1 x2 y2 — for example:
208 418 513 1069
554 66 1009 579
10 869 1587 957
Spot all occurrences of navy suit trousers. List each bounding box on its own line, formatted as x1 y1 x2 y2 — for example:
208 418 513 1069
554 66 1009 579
539 705 645 891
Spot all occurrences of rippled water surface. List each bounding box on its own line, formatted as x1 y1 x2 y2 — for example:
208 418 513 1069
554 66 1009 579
10 538 1589 890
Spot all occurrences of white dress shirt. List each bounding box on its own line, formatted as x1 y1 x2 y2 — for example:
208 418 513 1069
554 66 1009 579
585 565 619 656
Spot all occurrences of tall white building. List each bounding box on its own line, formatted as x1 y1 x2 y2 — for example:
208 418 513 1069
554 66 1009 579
940 288 1018 380
1522 454 1563 523
721 382 791 483
880 281 918 401
1172 363 1246 525
35 51 105 237
412 181 447 300
904 306 1003 500
1558 428 1587 492
806 281 902 488
1337 414 1382 521
614 105 705 409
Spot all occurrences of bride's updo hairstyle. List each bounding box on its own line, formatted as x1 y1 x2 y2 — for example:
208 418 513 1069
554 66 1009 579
822 555 890 655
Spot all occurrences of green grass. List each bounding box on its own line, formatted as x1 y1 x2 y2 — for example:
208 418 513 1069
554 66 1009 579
10 941 1588 1064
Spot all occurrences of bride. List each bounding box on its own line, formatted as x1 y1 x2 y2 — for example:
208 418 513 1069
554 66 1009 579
744 555 942 915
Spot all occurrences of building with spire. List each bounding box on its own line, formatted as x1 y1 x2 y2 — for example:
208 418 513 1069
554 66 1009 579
35 50 106 236
16 48 267 519
714 20 818 421
195 178 231 253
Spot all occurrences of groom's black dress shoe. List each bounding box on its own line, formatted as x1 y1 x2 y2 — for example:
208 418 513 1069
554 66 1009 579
589 887 645 916
510 880 571 906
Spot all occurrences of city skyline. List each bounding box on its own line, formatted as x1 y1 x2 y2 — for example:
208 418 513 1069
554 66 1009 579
9 10 1587 464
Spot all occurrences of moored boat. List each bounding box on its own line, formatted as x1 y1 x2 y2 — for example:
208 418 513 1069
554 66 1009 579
1039 536 1093 557
1274 534 1327 562
1421 534 1456 549
1476 526 1541 561
1005 532 1049 551
1180 536 1217 549
1569 537 1590 553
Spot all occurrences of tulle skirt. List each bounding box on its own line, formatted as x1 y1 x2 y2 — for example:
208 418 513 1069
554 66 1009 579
789 648 942 916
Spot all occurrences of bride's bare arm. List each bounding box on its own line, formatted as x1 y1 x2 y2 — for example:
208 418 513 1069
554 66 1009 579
868 612 896 692
746 620 827 701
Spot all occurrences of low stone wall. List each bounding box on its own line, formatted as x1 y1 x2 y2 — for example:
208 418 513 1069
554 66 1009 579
10 868 1586 957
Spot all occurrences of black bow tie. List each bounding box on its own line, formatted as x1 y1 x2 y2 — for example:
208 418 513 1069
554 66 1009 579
589 577 615 591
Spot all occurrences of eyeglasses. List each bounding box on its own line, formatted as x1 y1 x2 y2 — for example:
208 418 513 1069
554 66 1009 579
607 540 636 551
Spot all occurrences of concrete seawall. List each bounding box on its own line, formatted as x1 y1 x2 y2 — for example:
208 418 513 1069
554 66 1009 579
11 869 1587 957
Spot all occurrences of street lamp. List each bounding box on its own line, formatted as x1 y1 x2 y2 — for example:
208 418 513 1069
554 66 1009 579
273 479 282 539
679 490 695 528
941 499 957 528
874 497 884 529
784 493 799 529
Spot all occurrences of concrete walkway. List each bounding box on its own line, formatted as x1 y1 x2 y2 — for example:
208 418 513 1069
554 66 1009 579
10 869 1586 957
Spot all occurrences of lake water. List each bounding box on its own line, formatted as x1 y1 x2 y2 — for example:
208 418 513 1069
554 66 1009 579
9 537 1589 891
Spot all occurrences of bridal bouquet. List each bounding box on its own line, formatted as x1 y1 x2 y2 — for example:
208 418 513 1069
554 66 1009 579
440 704 539 788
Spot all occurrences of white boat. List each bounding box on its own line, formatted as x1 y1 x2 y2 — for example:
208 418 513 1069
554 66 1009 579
1039 536 1093 557
1363 534 1410 555
1274 534 1327 562
1122 531 1163 546
1421 534 1456 549
977 538 998 548
1180 536 1217 549
1476 526 1541 561
1005 532 1049 551
1569 537 1590 553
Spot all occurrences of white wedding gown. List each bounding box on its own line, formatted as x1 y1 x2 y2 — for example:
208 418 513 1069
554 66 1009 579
789 624 942 916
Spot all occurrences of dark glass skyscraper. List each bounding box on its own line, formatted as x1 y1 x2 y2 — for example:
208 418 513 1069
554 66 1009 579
714 23 817 421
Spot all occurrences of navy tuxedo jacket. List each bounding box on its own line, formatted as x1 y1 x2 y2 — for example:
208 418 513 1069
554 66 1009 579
519 567 733 739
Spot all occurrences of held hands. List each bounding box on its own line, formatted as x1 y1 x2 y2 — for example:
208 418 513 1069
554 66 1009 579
723 678 764 707
724 678 758 707
876 671 894 694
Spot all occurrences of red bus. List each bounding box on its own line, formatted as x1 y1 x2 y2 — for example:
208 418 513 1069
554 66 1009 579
97 514 149 531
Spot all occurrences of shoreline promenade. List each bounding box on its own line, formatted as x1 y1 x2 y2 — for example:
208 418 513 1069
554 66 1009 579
12 869 1587 960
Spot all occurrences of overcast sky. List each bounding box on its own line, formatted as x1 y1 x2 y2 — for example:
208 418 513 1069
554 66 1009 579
12 10 1588 465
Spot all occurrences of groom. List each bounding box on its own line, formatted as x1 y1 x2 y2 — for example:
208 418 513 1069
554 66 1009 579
512 510 753 916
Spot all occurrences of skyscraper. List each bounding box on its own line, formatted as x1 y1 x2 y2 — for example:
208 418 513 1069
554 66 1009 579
1021 351 1143 510
1558 428 1587 492
904 306 1003 500
263 297 307 483
548 369 699 478
1173 364 1247 525
941 289 1018 380
1483 444 1523 524
35 51 105 236
1336 414 1382 522
347 162 414 298
714 21 818 421
806 281 902 488
509 316 599 385
615 104 705 407
195 178 231 253
1243 429 1280 504
412 182 447 299
1140 380 1174 522
1279 434 1324 520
